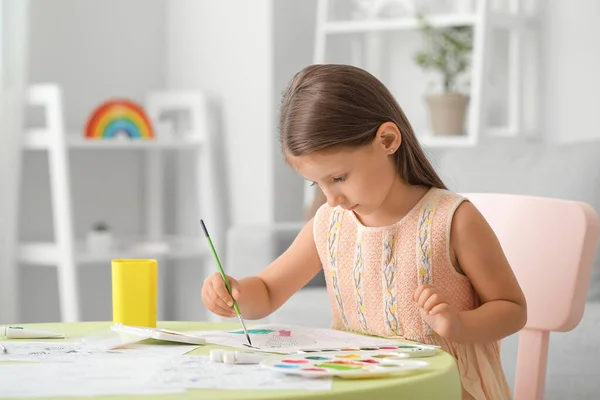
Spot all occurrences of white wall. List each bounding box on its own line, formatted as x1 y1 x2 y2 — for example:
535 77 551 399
166 0 318 225
272 0 317 222
542 0 600 143
20 0 166 322
163 0 281 322
165 0 275 227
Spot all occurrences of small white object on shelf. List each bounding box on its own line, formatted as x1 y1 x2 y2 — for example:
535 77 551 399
86 222 114 254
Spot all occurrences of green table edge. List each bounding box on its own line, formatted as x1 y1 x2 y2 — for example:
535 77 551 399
0 321 463 400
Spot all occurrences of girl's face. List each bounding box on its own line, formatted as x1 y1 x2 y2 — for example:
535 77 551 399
290 139 399 217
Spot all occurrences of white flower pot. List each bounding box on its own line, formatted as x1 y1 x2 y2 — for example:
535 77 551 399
86 230 114 253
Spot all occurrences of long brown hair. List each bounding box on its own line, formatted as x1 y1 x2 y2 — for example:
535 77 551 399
279 64 447 190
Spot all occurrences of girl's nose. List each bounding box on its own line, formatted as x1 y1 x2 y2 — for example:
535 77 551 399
326 193 345 208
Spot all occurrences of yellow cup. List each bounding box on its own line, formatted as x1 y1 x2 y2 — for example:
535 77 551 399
111 259 157 327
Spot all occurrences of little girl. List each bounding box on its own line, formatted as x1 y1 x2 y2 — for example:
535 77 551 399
202 64 527 400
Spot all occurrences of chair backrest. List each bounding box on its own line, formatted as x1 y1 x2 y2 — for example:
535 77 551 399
464 193 599 400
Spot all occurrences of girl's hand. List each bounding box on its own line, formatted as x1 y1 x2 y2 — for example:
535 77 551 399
201 272 241 318
413 284 461 340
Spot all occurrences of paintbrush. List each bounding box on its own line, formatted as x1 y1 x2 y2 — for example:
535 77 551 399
200 219 252 347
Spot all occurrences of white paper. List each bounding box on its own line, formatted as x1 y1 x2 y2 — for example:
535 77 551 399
152 355 332 391
0 341 200 363
0 356 184 398
192 324 411 353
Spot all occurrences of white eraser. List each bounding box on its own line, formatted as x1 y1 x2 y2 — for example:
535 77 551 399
232 352 266 364
223 351 237 364
210 349 223 363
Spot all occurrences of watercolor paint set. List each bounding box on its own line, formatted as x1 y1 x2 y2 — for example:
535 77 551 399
296 343 438 358
261 350 431 378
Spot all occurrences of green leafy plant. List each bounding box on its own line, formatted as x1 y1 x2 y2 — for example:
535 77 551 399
92 221 109 232
414 16 474 93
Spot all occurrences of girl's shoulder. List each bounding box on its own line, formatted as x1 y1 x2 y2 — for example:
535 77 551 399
428 187 469 215
431 187 466 203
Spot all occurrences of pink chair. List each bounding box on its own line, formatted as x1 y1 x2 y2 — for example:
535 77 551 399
464 193 599 400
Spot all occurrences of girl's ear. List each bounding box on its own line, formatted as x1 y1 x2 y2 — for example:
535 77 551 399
376 122 402 154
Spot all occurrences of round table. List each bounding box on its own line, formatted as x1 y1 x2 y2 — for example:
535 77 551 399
3 321 462 400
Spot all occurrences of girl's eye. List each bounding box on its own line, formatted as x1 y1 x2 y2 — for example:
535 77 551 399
309 181 318 187
333 175 347 183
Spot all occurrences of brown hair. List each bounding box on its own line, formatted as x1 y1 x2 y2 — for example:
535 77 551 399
279 64 447 190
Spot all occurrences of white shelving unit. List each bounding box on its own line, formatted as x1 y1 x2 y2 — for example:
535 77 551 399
19 84 226 322
313 0 539 147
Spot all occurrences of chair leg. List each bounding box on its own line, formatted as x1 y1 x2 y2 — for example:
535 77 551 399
513 329 549 400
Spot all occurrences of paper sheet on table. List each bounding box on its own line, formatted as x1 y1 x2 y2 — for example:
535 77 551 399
191 324 412 353
0 355 184 398
0 340 200 363
152 355 332 391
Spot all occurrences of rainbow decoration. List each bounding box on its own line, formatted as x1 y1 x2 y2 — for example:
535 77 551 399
85 99 154 140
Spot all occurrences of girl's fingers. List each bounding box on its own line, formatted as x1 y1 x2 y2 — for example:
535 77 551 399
428 303 450 316
211 274 235 306
228 277 242 301
423 293 442 312
202 289 235 317
417 287 435 308
413 284 433 302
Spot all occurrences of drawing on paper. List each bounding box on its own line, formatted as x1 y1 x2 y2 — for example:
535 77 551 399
224 327 315 349
151 355 332 391
192 324 411 354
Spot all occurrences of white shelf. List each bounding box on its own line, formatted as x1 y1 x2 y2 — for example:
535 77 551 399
323 13 478 34
24 129 204 150
19 86 223 322
314 0 539 148
18 236 208 266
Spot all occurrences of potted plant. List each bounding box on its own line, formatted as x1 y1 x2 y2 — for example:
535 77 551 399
86 221 114 253
414 16 473 136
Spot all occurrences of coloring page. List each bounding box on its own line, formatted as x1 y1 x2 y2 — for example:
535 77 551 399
192 324 411 353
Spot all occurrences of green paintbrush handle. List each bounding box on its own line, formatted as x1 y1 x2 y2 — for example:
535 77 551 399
201 220 241 316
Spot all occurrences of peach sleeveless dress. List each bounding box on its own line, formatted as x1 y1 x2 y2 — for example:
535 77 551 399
313 187 511 400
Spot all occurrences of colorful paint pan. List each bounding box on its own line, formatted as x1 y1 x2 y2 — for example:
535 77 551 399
336 354 362 359
305 356 331 360
260 350 430 378
371 354 396 359
274 364 301 369
281 359 309 364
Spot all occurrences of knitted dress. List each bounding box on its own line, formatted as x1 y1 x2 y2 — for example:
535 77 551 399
313 187 511 400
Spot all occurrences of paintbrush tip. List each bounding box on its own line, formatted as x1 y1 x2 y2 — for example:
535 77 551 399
200 219 209 237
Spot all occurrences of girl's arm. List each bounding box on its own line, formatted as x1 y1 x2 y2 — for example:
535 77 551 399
450 201 527 343
234 218 323 319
